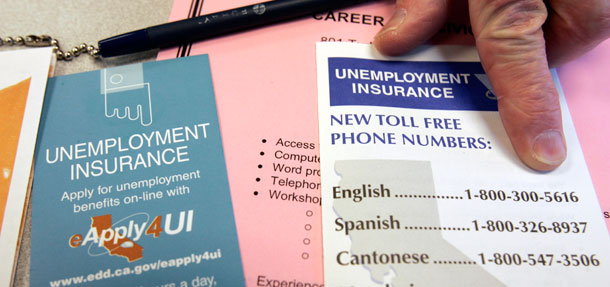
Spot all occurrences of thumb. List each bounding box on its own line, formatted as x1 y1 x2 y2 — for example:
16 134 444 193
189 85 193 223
469 0 566 171
374 0 449 56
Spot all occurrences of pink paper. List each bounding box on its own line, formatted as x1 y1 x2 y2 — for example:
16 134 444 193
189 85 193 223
159 0 610 284
558 39 610 231
160 1 397 285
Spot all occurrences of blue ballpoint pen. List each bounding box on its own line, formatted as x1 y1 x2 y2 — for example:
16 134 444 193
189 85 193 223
98 0 372 58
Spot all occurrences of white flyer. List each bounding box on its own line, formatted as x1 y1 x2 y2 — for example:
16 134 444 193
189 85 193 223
316 42 610 287
0 47 55 287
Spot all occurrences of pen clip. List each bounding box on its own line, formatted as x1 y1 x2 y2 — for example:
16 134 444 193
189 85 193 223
24 35 53 47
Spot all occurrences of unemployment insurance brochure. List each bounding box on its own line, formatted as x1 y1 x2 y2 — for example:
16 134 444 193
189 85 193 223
30 55 244 286
0 47 55 287
316 42 610 286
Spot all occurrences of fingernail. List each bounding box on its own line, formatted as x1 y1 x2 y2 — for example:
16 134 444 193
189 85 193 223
532 130 566 165
375 8 407 38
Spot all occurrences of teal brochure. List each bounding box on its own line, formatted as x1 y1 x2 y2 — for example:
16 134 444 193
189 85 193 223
30 55 244 287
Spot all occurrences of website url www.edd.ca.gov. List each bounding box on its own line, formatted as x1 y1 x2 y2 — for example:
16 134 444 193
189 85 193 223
49 250 220 287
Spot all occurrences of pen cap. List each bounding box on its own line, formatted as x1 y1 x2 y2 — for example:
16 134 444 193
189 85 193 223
98 30 151 58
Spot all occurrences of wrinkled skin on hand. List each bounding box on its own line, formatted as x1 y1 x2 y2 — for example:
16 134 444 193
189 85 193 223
374 0 610 171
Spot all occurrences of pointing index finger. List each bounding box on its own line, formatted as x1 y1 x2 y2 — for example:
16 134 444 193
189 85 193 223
469 0 566 171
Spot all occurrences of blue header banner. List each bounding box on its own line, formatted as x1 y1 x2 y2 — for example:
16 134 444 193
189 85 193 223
328 57 499 111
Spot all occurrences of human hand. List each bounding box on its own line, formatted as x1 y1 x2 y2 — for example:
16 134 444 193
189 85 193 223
374 0 610 171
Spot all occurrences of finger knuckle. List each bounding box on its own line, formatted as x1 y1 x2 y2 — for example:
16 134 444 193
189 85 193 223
481 0 548 40
585 1 610 31
553 1 610 45
590 3 610 39
501 88 561 126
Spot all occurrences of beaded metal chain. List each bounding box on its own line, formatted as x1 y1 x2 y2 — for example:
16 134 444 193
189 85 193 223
0 35 99 61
